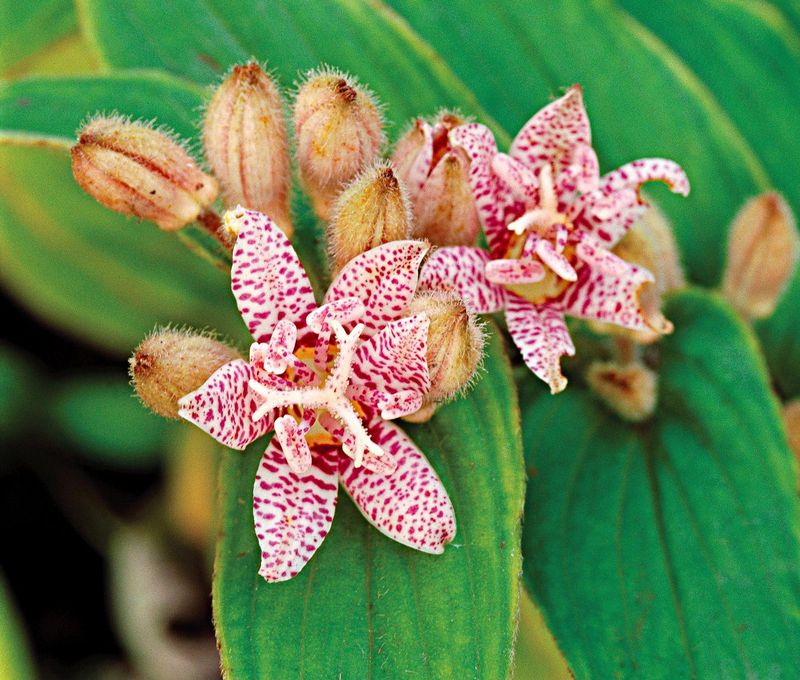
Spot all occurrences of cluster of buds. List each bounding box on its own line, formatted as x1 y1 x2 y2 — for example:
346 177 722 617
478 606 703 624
72 62 293 245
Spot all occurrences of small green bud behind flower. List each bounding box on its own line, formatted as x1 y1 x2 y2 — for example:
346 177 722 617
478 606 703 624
72 116 218 231
585 359 657 423
392 111 479 247
721 192 799 320
130 329 241 419
403 292 484 422
293 69 384 220
203 62 293 236
328 163 412 272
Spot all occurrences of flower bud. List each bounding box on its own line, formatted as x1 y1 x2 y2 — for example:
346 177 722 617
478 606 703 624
203 62 293 236
404 292 484 421
586 359 657 422
293 69 384 220
782 399 800 464
328 163 412 272
721 192 798 320
129 329 241 419
72 116 218 231
590 206 683 344
392 112 478 246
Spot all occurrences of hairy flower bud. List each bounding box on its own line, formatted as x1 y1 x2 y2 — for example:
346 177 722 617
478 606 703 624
392 112 479 246
72 116 218 231
721 192 799 320
203 62 293 235
589 206 683 344
586 359 657 422
403 292 484 422
293 69 384 220
130 329 241 419
328 163 412 272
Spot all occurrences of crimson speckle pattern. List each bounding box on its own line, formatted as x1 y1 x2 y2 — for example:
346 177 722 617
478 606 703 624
253 439 339 582
178 359 273 450
229 209 318 343
340 417 457 554
445 86 689 391
325 240 429 336
419 246 506 314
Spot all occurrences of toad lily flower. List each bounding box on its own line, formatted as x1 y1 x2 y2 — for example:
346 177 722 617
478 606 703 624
179 208 456 581
419 85 689 393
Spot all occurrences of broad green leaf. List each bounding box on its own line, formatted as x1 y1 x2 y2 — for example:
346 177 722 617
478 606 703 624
0 0 75 73
615 0 800 398
52 375 171 467
214 326 525 679
520 289 800 678
0 574 36 680
0 75 246 354
386 0 768 285
76 0 502 136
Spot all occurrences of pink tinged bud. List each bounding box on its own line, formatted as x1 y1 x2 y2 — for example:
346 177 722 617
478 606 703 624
293 70 385 220
328 163 412 272
203 62 293 236
130 329 241 419
392 111 477 247
404 292 484 421
71 116 219 231
721 192 799 320
585 359 658 423
413 147 479 246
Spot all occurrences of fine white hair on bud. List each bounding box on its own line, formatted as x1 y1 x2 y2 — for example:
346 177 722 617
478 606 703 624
403 291 485 422
130 328 241 419
293 67 385 220
721 191 799 320
327 161 412 273
203 61 293 236
71 115 218 231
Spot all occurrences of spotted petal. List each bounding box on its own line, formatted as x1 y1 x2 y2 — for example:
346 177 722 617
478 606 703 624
228 208 318 343
450 123 521 256
350 315 431 413
396 119 434 204
419 246 506 314
339 418 456 554
324 240 428 336
562 239 662 332
509 85 591 177
505 294 575 394
178 359 273 450
572 159 690 247
253 438 339 582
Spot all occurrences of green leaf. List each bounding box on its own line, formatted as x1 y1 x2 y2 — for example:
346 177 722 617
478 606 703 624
0 573 36 680
520 289 800 678
0 0 75 73
51 375 171 467
214 325 525 679
0 75 247 354
76 0 502 136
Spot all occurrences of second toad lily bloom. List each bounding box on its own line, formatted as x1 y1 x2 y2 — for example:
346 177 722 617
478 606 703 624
179 208 456 582
420 85 690 393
